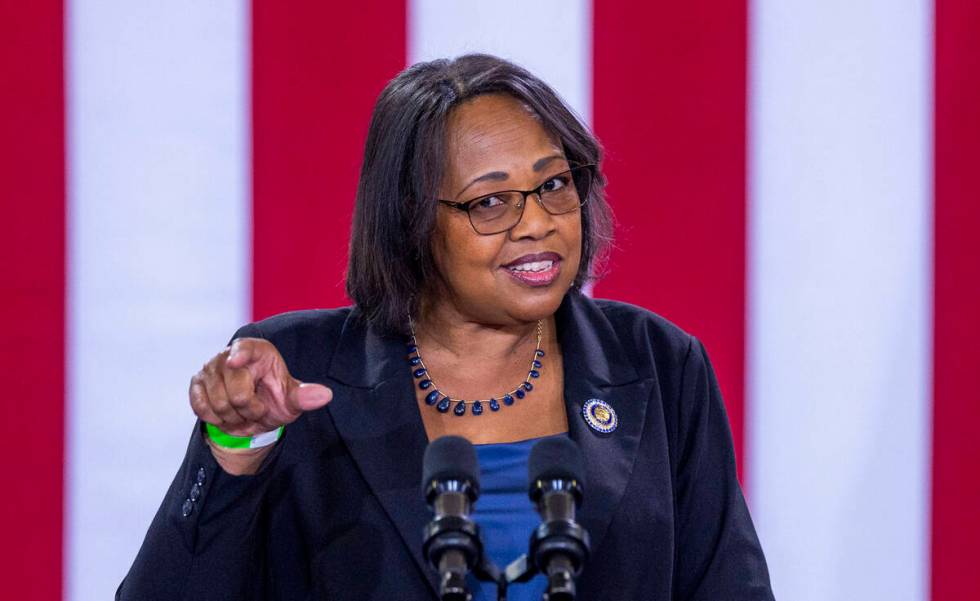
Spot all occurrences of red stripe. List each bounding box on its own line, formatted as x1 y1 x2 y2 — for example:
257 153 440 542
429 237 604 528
592 1 749 478
0 1 64 598
251 1 406 320
932 0 980 598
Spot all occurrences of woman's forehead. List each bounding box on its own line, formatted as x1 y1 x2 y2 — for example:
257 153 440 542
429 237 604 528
445 95 564 178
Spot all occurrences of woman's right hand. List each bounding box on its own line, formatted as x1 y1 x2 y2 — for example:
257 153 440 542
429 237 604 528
189 337 333 474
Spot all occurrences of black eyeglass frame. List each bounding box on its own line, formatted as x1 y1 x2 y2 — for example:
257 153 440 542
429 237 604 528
437 164 596 235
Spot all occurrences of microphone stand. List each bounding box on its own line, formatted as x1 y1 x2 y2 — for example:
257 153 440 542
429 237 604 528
422 509 508 601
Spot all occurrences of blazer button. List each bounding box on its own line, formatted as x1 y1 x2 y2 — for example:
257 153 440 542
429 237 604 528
181 499 194 517
189 483 201 502
196 467 207 485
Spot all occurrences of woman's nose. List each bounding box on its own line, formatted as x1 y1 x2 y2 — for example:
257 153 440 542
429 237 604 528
509 192 556 240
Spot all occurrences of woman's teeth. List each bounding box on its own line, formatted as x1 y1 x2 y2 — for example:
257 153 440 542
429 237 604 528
510 260 554 272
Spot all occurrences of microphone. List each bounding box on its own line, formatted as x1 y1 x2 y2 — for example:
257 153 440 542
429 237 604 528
422 436 483 601
527 437 591 601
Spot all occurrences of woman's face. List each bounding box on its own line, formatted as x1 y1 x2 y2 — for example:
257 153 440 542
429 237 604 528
428 93 583 326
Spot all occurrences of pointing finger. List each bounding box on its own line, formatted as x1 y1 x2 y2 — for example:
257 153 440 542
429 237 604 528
226 338 272 371
286 382 333 414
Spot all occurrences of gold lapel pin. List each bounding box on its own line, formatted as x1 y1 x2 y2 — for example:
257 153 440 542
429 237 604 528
582 398 618 434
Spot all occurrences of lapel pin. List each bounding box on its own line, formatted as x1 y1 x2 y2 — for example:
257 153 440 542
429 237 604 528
582 399 618 434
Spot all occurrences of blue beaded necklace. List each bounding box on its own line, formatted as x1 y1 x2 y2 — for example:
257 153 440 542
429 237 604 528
407 319 544 416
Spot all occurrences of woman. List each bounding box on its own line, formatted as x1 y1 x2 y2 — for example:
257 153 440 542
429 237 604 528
119 54 774 600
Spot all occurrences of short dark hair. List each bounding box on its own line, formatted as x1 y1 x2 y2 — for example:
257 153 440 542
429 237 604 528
346 53 613 334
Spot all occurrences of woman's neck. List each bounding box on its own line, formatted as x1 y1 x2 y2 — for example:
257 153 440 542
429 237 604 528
410 294 568 444
413 300 548 362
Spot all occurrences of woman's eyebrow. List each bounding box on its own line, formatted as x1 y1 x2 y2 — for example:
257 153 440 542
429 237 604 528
457 170 509 197
532 154 565 172
456 154 567 197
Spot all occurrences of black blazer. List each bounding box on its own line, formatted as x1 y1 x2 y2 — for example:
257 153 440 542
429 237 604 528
118 290 774 600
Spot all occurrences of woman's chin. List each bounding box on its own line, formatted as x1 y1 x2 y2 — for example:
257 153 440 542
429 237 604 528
498 285 569 323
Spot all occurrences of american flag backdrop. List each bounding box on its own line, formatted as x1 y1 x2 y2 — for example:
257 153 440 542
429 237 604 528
2 1 978 600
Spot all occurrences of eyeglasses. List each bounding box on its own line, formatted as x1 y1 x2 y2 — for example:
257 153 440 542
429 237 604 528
438 164 595 235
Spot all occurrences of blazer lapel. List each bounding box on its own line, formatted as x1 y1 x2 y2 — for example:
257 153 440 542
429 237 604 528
323 312 439 594
556 290 653 555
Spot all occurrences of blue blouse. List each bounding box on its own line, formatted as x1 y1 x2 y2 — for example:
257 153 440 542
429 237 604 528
468 435 566 601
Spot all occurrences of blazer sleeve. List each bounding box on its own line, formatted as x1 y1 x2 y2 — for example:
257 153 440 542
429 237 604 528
117 323 284 601
671 336 775 601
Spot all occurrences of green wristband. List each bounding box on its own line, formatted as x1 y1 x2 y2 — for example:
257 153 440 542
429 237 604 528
205 423 283 449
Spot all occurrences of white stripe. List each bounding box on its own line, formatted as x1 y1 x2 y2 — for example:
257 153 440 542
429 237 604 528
409 0 592 124
747 2 932 600
66 2 250 599
249 427 283 449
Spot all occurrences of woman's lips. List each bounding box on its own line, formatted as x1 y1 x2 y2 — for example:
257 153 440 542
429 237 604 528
503 257 562 287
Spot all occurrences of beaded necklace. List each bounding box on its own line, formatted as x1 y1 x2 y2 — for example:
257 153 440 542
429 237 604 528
407 320 545 416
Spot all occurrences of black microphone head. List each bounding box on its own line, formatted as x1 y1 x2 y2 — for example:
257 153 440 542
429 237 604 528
528 436 586 499
422 435 480 502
